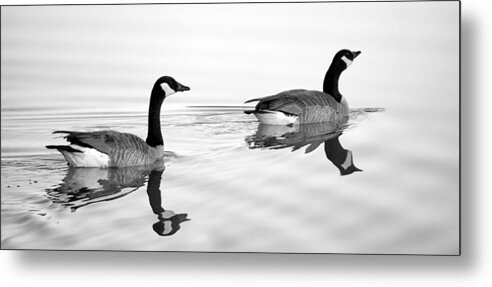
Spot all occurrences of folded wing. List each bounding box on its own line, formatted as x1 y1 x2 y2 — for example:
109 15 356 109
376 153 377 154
53 130 155 166
246 90 346 123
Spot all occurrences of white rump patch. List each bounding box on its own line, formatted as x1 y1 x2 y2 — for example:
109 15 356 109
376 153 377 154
60 145 110 167
255 110 299 125
160 83 175 96
341 55 352 67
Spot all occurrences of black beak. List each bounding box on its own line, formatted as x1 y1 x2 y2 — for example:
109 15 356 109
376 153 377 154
176 82 190 92
353 51 361 58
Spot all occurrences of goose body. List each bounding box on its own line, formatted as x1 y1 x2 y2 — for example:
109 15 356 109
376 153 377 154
46 76 190 167
47 130 162 167
245 49 361 125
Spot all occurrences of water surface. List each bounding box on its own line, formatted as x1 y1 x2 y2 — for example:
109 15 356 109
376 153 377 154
1 105 458 254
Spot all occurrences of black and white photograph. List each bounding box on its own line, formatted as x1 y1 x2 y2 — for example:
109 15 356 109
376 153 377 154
1 1 460 255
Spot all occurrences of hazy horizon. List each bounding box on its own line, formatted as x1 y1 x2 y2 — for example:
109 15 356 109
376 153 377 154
1 2 458 112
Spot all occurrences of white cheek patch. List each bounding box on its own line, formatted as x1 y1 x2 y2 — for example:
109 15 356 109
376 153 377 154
341 150 353 170
162 221 173 235
160 83 175 96
341 55 352 67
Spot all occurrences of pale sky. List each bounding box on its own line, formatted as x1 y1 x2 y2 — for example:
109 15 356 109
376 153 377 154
1 1 459 111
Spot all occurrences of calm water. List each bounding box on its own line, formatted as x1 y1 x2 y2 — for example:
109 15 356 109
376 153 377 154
1 104 458 254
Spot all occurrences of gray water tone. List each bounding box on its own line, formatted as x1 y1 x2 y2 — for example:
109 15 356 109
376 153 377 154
1 105 458 254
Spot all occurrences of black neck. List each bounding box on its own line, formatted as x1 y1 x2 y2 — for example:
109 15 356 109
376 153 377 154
324 136 345 164
146 86 165 147
147 169 165 214
323 65 343 103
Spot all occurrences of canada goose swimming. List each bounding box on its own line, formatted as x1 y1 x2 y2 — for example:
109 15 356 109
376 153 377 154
244 49 361 125
46 76 190 167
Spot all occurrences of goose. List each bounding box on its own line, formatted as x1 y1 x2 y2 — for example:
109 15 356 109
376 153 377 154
46 76 190 168
244 49 361 125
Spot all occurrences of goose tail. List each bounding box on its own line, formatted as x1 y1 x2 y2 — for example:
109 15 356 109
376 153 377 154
45 145 83 153
244 98 260 104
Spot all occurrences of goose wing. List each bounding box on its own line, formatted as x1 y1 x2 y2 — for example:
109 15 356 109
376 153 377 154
245 90 340 116
54 130 149 155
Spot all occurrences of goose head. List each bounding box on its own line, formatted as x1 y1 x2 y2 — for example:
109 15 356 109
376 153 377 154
153 212 190 236
154 76 190 98
332 49 361 71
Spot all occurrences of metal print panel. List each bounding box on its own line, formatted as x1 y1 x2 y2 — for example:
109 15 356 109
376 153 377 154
0 1 460 254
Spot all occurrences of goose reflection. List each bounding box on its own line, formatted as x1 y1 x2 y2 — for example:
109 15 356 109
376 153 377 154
46 159 189 236
145 168 190 236
246 117 362 176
